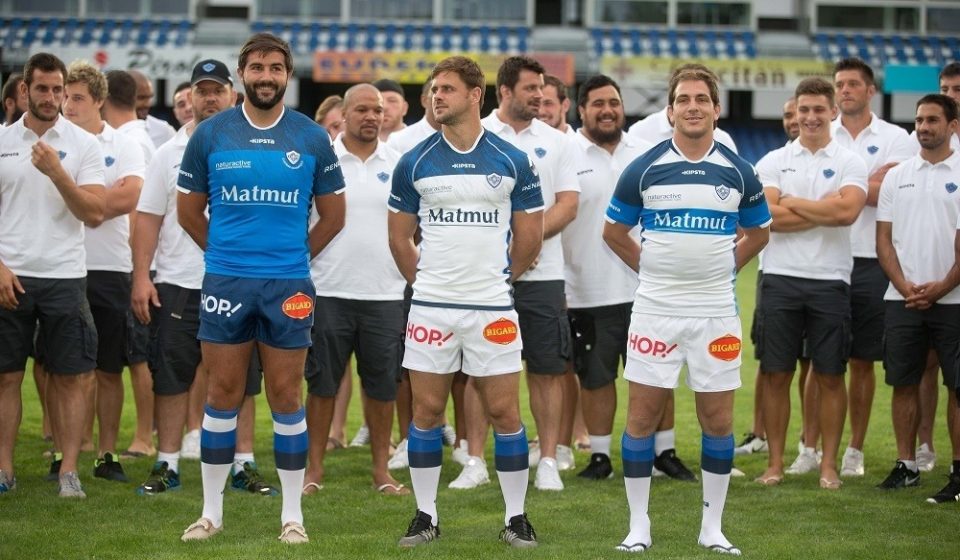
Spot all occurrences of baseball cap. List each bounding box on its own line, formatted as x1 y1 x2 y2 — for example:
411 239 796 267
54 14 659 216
191 59 232 86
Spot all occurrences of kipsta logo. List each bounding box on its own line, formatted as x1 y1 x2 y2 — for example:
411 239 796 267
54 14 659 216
58 151 67 160
486 173 503 188
947 182 958 194
823 168 835 179
715 184 730 201
867 145 879 155
534 147 546 158
105 156 115 167
377 171 389 183
202 62 216 73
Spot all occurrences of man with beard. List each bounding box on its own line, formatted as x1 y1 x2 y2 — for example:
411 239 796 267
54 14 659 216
562 75 651 481
389 54 543 549
3 74 27 126
177 33 345 544
0 52 106 497
875 94 960 504
129 69 176 148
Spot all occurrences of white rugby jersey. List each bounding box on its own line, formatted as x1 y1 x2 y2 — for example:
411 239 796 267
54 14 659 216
627 108 739 154
563 131 652 308
606 139 771 317
84 124 146 273
117 119 155 165
311 137 405 300
389 129 544 309
0 115 105 278
482 111 579 282
831 114 914 258
756 139 868 283
386 117 438 155
135 127 204 289
877 151 960 304
146 114 176 148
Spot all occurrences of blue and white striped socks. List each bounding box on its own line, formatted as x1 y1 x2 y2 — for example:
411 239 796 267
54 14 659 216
622 431 655 547
200 405 238 528
494 426 529 525
408 423 444 525
273 408 308 526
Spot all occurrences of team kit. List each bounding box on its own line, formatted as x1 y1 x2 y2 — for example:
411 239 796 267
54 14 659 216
1 31 959 555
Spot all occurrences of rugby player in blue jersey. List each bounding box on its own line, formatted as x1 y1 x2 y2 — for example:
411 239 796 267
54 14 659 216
175 33 345 544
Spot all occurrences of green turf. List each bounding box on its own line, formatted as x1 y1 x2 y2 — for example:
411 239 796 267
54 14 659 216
1 260 958 559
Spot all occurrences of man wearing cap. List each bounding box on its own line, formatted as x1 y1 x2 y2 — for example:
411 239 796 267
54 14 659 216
374 78 408 141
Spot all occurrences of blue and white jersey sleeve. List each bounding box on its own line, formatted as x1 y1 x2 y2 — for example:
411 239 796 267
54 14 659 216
312 131 345 196
737 163 772 229
389 152 421 214
176 123 210 195
510 154 544 213
606 156 647 227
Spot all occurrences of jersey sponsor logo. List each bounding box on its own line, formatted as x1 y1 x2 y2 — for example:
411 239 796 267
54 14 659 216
0 152 18 158
420 184 453 195
215 160 252 171
715 184 730 201
249 138 275 144
898 183 915 189
947 182 958 194
628 334 677 358
104 156 115 167
483 317 517 345
823 169 835 179
451 163 475 169
200 294 243 317
577 168 594 176
58 150 67 160
651 211 729 233
406 322 454 346
486 173 503 188
426 207 500 226
780 168 796 173
647 193 683 202
377 171 390 183
534 147 546 158
867 145 879 155
281 292 313 319
682 169 706 176
323 161 340 173
221 185 300 206
708 334 741 361
747 191 763 202
178 169 193 179
283 150 302 170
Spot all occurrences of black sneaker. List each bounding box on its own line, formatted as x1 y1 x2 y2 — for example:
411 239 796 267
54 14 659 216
926 472 960 504
577 453 614 480
231 461 278 496
500 513 537 548
93 452 129 482
653 449 697 482
136 461 181 495
877 461 920 489
398 509 439 548
44 455 62 482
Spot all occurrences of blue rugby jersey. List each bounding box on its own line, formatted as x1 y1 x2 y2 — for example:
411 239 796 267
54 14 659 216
389 130 544 310
177 106 345 279
607 139 772 317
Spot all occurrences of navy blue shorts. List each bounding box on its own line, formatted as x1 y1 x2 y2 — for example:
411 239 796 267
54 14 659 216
198 273 315 349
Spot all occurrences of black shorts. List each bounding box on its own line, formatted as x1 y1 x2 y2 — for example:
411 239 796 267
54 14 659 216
757 274 851 376
86 270 131 374
305 297 404 401
883 301 960 388
514 280 571 374
849 258 888 361
752 271 811 363
0 277 97 375
569 303 630 390
126 310 151 365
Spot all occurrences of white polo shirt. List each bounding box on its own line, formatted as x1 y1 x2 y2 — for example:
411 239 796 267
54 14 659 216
756 138 868 283
146 114 176 148
482 111 580 282
84 123 146 272
0 115 105 278
135 126 204 289
563 130 651 308
831 114 914 258
311 137 405 300
117 119 155 166
626 107 739 154
877 150 960 303
386 117 438 155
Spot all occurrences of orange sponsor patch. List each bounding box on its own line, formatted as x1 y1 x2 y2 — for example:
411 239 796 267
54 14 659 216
281 292 313 320
483 317 518 345
708 334 741 361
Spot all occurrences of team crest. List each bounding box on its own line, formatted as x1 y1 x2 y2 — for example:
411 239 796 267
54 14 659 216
867 145 879 155
202 62 216 73
58 150 67 160
534 147 546 158
823 168 836 179
377 171 389 183
715 184 730 201
283 150 302 169
104 156 115 167
947 182 958 194
486 173 503 188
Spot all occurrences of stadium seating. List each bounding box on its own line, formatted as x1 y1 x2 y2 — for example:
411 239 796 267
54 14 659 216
723 124 786 165
0 17 194 49
590 27 757 59
812 32 960 67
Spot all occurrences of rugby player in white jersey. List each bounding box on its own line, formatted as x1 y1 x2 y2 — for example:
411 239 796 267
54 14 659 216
0 52 106 497
563 75 651 481
389 55 544 548
754 77 868 490
875 94 960 504
604 66 770 555
830 58 915 478
62 60 146 484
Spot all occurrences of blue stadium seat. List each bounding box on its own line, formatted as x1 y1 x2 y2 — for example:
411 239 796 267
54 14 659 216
516 26 528 52
496 26 510 53
648 28 662 56
136 20 152 46
327 22 341 50
42 18 60 45
440 24 453 51
174 19 190 47
685 30 699 57
60 18 78 45
79 19 98 46
384 23 397 50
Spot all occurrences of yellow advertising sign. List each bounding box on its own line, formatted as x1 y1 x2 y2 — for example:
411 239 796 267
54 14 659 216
313 51 575 85
600 56 835 91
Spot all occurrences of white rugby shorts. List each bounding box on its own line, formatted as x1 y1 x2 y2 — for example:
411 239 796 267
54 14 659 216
402 306 523 377
623 312 742 392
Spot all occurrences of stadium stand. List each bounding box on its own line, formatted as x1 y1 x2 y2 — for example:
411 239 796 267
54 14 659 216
812 32 960 68
590 28 757 59
0 17 194 49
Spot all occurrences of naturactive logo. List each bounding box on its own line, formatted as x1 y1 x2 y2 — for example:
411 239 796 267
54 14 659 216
426 207 501 226
221 185 300 206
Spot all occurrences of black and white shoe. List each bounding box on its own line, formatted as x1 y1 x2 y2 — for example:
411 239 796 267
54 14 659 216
578 453 614 480
653 449 697 482
927 472 960 504
398 510 439 547
500 513 537 548
877 461 920 490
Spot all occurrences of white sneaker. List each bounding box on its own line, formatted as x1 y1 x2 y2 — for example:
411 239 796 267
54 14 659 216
451 440 470 466
449 456 490 489
840 447 864 477
181 429 201 460
535 457 564 491
916 443 936 472
388 438 408 470
734 433 768 455
528 442 541 467
556 445 575 471
785 447 820 475
349 425 370 447
441 425 457 447
730 465 746 478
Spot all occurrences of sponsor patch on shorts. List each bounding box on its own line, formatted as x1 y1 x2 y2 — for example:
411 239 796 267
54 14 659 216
483 317 518 345
282 292 313 319
708 334 741 361
406 322 454 346
628 334 678 358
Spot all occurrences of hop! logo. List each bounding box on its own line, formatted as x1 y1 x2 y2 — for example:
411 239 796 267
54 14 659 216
483 317 518 345
281 292 313 320
708 334 741 361
406 323 454 346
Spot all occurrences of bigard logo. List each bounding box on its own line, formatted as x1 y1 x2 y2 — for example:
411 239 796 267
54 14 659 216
484 317 518 345
708 334 741 361
281 292 313 319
